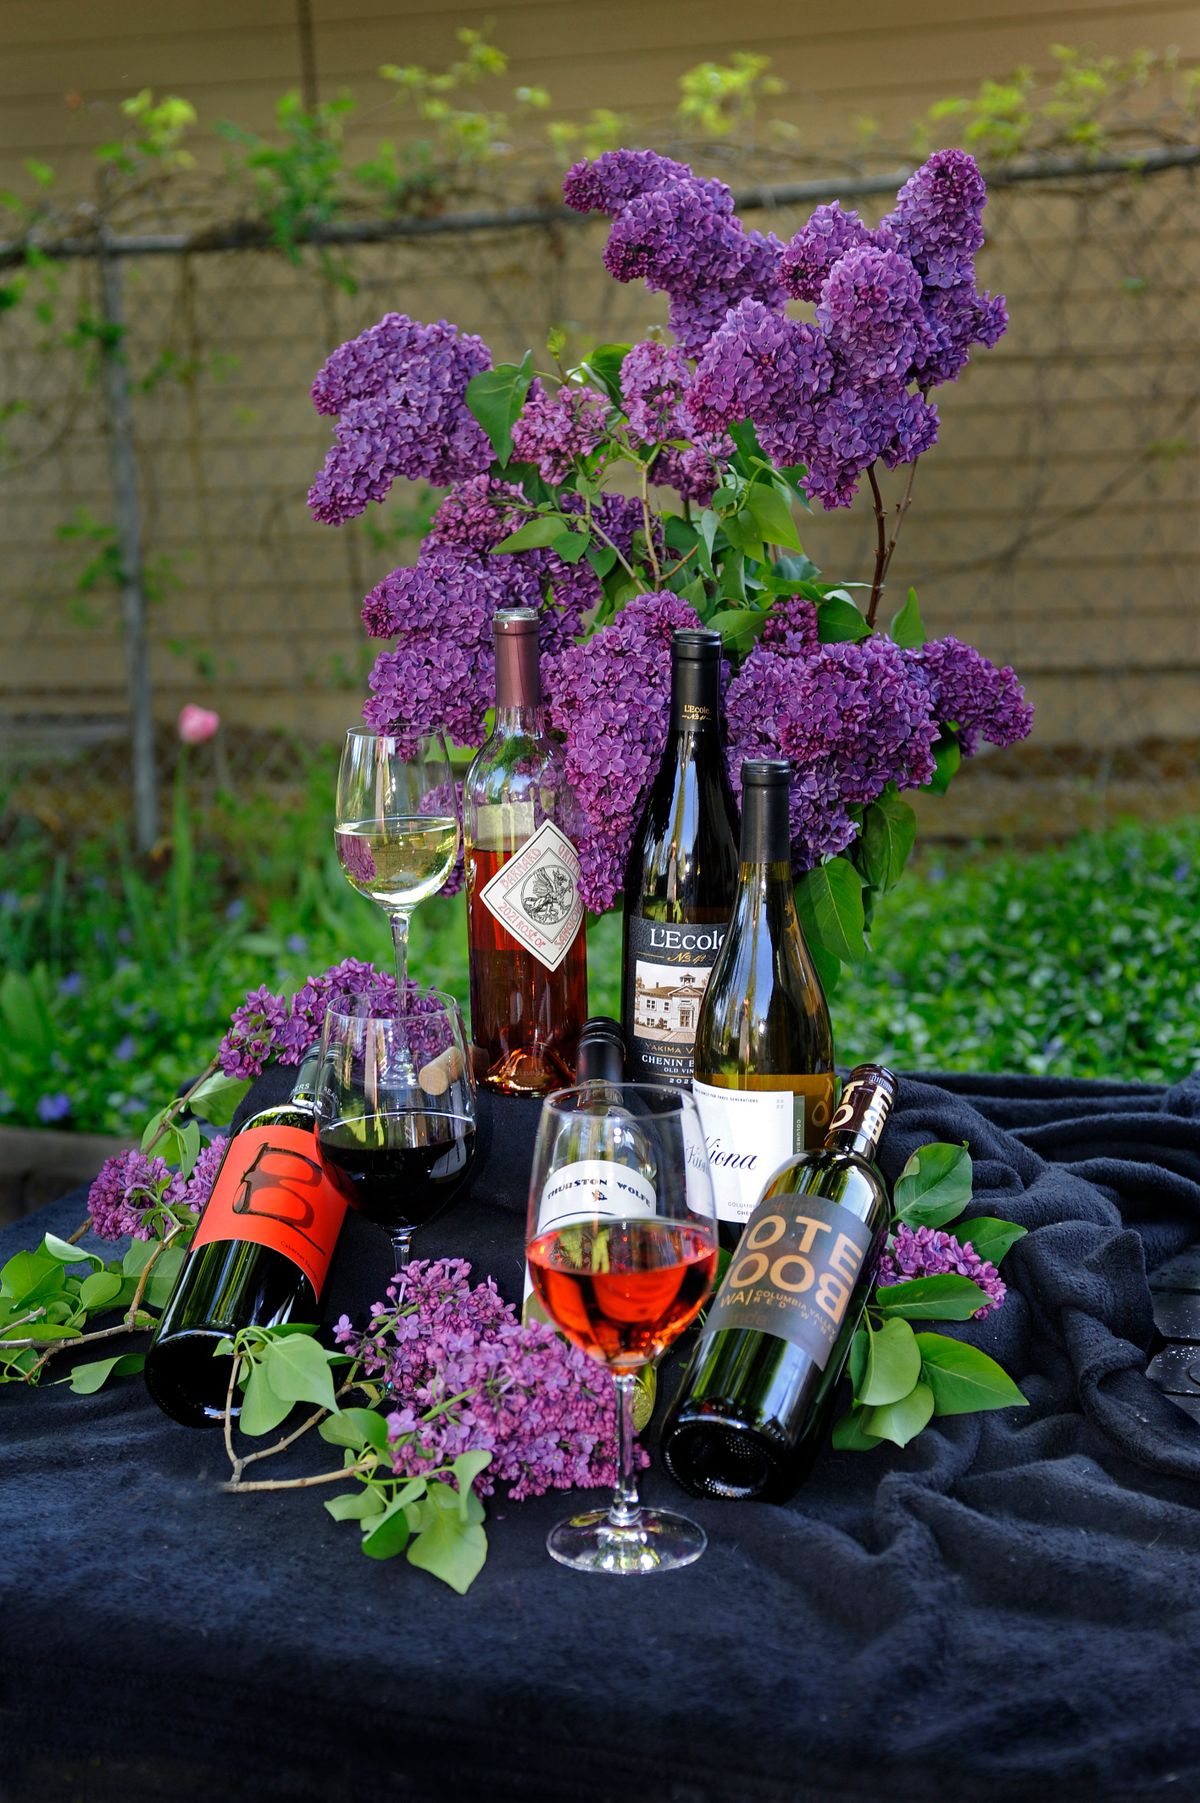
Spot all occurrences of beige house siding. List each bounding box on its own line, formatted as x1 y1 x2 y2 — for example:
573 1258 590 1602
1 1 1197 753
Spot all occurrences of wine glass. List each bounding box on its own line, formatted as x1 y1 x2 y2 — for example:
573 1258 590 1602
334 727 459 992
314 991 476 1274
525 1082 719 1575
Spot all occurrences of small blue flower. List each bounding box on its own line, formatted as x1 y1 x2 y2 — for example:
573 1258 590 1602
114 1034 137 1063
0 890 19 913
285 933 309 955
59 971 84 997
225 898 247 921
116 925 133 946
0 1089 14 1115
37 1093 71 1123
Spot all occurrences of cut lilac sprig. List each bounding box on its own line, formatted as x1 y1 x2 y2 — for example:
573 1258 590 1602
877 1223 1007 1317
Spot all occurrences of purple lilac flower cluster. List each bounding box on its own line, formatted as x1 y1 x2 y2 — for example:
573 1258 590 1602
876 1223 1007 1317
334 1258 637 1501
87 1148 188 1241
547 590 702 909
307 314 492 524
908 635 1034 755
219 959 412 1076
509 382 610 483
565 149 786 356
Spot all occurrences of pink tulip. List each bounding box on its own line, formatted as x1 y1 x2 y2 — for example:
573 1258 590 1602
178 704 220 745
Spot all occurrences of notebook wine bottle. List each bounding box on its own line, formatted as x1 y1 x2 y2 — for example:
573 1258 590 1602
144 1049 348 1428
662 1064 897 1502
621 628 740 1088
691 758 836 1251
464 607 588 1094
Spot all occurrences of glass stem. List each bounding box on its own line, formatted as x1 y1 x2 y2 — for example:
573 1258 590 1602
608 1372 642 1529
388 1227 414 1275
390 910 411 995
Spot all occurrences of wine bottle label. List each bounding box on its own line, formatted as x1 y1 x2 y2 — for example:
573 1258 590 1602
703 1195 876 1370
192 1125 347 1296
626 915 727 1084
478 818 584 972
522 1158 658 1306
691 1080 806 1224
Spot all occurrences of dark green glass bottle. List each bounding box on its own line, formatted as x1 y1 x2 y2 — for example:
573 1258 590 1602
662 1065 897 1503
144 1049 347 1428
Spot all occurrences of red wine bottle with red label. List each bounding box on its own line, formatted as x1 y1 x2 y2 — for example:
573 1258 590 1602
464 607 588 1094
662 1065 897 1502
144 1050 347 1427
621 630 740 1088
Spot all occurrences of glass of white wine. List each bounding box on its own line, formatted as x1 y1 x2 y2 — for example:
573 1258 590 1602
334 727 460 992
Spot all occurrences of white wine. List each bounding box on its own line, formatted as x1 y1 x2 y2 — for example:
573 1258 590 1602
335 815 458 910
692 760 835 1250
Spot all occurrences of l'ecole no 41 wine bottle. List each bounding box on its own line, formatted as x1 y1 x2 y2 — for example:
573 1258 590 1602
662 1064 898 1503
691 758 836 1251
620 628 740 1089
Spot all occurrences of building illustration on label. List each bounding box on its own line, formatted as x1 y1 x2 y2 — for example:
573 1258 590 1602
479 819 583 972
633 961 708 1044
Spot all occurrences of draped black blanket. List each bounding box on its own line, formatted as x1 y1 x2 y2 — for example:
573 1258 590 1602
3 1070 1200 1803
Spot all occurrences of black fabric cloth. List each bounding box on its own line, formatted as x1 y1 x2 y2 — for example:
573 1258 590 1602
3 1071 1200 1803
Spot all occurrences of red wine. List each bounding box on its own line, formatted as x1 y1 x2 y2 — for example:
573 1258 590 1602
621 630 740 1087
662 1066 896 1502
318 1109 475 1230
464 608 588 1094
527 1219 717 1369
145 1053 347 1428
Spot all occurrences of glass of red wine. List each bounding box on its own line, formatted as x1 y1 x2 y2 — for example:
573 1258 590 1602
314 991 476 1275
525 1082 719 1574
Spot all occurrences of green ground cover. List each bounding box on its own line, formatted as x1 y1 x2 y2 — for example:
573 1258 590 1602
1 758 1196 1137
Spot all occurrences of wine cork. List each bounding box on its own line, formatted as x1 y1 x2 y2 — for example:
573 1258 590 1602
418 1045 465 1096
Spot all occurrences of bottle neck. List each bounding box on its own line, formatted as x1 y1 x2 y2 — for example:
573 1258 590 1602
669 655 722 738
493 701 547 736
824 1069 896 1158
739 777 790 867
289 1044 322 1110
495 620 542 722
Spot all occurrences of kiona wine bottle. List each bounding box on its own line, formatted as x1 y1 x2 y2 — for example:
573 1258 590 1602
691 758 836 1251
145 1048 348 1427
662 1065 897 1503
621 629 739 1088
464 607 588 1094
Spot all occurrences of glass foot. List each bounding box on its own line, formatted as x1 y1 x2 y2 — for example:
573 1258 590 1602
546 1506 707 1575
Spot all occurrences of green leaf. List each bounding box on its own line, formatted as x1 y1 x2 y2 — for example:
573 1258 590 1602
185 1072 251 1129
585 542 616 579
958 1216 1028 1268
238 1358 294 1436
140 1107 171 1153
177 1118 202 1179
916 1333 1028 1415
145 1243 187 1309
806 939 842 998
706 607 767 653
847 1327 868 1397
43 1234 100 1268
260 1333 338 1412
795 857 867 965
743 482 803 552
874 1274 989 1321
772 551 821 584
406 1490 488 1594
79 1270 124 1311
66 1352 145 1394
546 324 568 361
727 417 768 474
465 352 533 464
121 1239 157 1277
449 1449 492 1514
929 733 961 795
360 1478 427 1559
831 1406 883 1451
551 529 590 564
894 1142 973 1227
325 1487 386 1522
0 970 53 1061
859 791 916 896
861 1380 935 1447
1 1249 72 1308
857 1317 921 1406
493 513 568 552
816 595 870 643
319 1407 390 1452
580 342 629 405
696 508 721 569
890 587 927 648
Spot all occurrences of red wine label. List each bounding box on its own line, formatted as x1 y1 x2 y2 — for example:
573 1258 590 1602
702 1195 876 1370
478 819 584 972
192 1126 347 1296
626 915 727 1086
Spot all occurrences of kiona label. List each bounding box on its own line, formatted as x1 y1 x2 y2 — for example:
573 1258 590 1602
192 1125 347 1295
702 1194 875 1369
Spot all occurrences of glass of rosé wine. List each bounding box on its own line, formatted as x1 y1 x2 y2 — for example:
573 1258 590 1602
525 1082 719 1574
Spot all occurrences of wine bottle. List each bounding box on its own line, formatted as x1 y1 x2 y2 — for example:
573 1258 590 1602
662 1064 898 1502
144 1050 348 1428
691 758 836 1250
464 607 588 1094
621 629 740 1088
